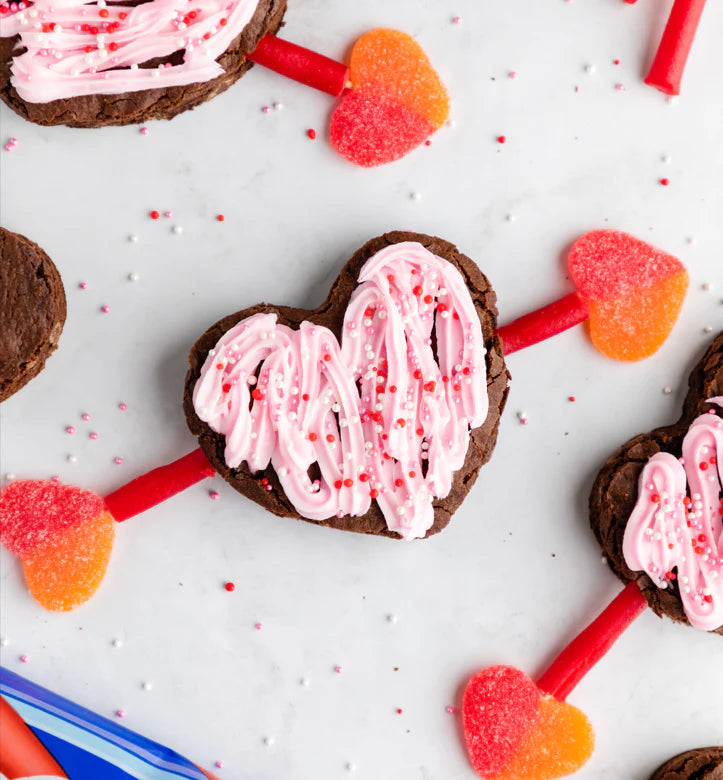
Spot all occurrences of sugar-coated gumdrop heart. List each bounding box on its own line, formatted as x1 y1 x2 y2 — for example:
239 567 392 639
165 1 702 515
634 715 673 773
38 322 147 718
568 230 688 361
0 480 114 611
463 665 594 779
330 29 450 167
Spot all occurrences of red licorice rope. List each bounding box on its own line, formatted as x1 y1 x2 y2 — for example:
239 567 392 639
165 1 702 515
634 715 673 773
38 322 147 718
104 448 215 522
536 580 648 701
645 0 707 95
496 292 590 356
248 35 350 97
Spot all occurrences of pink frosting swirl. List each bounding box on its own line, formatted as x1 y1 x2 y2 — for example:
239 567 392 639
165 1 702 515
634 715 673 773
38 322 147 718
0 0 259 103
193 242 490 540
623 399 723 631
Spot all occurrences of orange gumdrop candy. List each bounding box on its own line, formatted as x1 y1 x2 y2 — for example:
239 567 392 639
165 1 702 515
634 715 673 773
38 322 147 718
23 511 115 611
493 696 595 780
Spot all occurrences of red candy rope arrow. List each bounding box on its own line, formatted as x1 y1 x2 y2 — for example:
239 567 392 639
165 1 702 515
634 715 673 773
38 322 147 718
461 581 650 778
536 580 648 700
645 0 708 95
104 448 215 522
495 292 590 356
247 36 350 97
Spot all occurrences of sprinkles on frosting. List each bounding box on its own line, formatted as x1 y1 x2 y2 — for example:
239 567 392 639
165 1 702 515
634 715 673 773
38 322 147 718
623 398 723 631
193 242 489 540
0 0 260 103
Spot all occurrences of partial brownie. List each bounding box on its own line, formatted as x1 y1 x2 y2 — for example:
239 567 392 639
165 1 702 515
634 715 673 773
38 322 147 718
0 227 66 402
0 0 286 128
590 332 723 634
650 747 723 780
184 230 510 539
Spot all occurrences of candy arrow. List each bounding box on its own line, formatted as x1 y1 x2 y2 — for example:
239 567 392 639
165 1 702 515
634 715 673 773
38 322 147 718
0 230 688 611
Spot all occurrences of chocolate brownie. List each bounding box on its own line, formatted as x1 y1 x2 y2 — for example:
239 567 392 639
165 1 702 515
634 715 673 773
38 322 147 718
0 227 66 402
590 332 723 634
650 747 723 780
184 231 510 539
0 0 286 128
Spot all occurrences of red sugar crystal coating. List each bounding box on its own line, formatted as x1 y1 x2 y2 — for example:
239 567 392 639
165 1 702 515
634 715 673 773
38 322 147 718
462 665 541 777
330 88 435 167
568 230 684 301
0 480 105 557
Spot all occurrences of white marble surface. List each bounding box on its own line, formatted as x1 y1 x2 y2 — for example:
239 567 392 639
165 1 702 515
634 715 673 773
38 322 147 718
1 1 723 778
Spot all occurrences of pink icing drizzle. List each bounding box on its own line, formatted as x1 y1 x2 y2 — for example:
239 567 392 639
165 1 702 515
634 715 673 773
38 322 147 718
0 0 259 103
623 398 723 631
193 242 490 540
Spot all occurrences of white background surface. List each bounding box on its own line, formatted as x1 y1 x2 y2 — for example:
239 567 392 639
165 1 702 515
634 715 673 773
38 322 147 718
1 1 723 778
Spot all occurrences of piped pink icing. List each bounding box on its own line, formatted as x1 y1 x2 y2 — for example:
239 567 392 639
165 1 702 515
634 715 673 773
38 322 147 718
193 242 490 540
623 398 723 631
0 0 259 103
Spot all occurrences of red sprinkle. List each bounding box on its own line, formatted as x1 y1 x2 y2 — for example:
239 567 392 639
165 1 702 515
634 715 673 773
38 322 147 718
216 214 225 222
224 582 235 592
497 135 506 144
307 128 317 140
150 210 160 219
660 178 670 186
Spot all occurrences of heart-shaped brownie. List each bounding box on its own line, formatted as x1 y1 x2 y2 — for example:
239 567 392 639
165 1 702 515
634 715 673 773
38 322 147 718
590 332 723 635
1 226 66 402
649 748 723 780
184 231 509 540
0 0 286 128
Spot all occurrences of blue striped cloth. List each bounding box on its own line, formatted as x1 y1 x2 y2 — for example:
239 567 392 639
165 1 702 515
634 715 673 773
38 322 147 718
1 667 211 780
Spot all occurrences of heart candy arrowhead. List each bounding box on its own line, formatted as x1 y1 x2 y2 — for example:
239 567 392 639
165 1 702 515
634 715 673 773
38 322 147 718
0 480 114 611
330 29 450 167
568 230 688 361
463 665 594 780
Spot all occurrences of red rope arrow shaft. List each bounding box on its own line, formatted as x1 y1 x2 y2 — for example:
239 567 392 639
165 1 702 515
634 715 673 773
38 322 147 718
645 0 707 95
536 580 648 701
104 448 215 522
496 292 590 356
247 35 350 97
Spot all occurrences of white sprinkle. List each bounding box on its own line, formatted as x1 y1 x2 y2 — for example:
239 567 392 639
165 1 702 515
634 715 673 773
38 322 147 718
172 225 184 235
387 614 398 624
273 101 283 110
663 386 672 394
584 64 596 74
128 234 139 243
346 762 357 772
702 282 713 291
661 154 672 164
410 191 421 201
128 272 139 282
142 681 152 690
264 737 274 747
0 638 9 647
112 639 123 648
300 677 310 687
67 454 77 463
